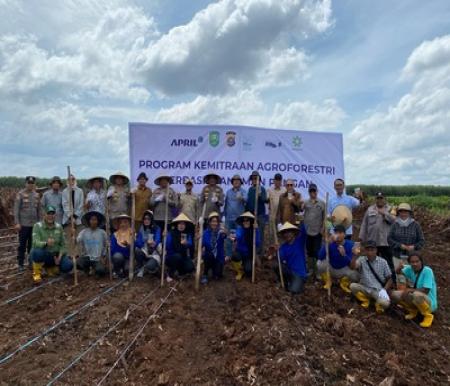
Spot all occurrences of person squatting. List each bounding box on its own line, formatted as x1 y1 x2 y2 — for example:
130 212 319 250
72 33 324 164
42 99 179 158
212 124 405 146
14 172 437 328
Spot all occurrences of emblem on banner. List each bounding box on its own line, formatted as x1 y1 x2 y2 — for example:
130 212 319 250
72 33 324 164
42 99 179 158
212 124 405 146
209 131 220 147
226 131 236 147
292 135 303 150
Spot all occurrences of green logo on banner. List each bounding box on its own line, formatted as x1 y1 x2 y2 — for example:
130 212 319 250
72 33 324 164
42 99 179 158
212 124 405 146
209 131 220 147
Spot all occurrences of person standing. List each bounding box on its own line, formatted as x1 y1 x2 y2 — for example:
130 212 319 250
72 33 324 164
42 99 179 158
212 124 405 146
359 192 396 277
14 176 41 270
267 173 286 258
107 172 130 221
303 183 326 274
179 179 199 224
41 176 63 224
276 179 303 225
200 172 224 219
246 171 267 255
327 178 360 240
62 174 85 242
133 172 152 231
85 176 107 215
224 174 247 259
150 174 178 231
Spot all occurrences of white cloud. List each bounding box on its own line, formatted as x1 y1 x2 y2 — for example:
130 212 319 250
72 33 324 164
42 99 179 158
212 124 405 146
347 34 450 185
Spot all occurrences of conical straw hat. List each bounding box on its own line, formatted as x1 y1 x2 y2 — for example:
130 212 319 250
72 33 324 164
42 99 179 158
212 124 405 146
172 213 194 225
278 222 300 234
331 205 353 229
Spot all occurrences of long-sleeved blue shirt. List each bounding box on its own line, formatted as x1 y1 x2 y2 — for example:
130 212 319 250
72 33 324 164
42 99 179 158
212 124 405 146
110 232 144 259
327 193 359 235
138 225 162 247
279 224 307 277
235 226 260 256
246 185 267 216
224 187 247 222
166 231 193 256
202 228 227 263
318 239 354 269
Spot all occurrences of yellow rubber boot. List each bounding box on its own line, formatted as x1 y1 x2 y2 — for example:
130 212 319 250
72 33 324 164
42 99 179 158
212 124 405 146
231 261 244 281
355 291 370 308
321 272 331 290
375 303 384 314
416 300 434 328
339 276 352 294
46 265 60 277
399 301 418 320
32 262 44 284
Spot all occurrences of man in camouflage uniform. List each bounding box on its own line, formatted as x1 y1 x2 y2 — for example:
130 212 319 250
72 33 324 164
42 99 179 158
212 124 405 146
200 172 224 219
14 176 41 270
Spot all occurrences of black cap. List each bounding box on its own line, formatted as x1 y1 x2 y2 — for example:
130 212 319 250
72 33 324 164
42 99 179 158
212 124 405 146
25 176 36 184
49 176 62 185
334 224 346 234
249 171 260 179
274 173 282 181
375 192 384 198
137 172 148 181
308 183 318 192
364 240 377 249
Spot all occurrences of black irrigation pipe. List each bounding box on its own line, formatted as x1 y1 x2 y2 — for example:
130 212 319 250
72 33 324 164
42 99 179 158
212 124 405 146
1 277 63 306
46 282 163 386
95 282 180 386
0 278 128 366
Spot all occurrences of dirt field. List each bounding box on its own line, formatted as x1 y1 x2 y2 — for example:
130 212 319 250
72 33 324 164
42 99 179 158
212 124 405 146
0 203 449 385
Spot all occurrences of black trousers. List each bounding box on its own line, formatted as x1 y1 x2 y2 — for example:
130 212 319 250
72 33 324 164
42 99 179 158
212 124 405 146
203 252 224 278
377 246 396 283
306 234 322 259
17 226 33 266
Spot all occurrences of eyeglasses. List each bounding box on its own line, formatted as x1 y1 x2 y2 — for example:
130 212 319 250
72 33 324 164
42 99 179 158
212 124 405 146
286 184 294 186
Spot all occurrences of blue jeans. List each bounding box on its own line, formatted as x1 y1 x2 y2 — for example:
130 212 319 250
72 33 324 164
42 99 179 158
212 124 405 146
274 263 306 294
224 219 237 257
30 248 73 273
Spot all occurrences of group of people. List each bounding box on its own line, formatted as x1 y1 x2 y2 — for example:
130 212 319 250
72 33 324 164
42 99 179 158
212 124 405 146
13 172 438 327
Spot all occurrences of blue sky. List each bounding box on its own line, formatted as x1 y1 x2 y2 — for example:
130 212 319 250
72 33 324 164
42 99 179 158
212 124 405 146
0 0 449 185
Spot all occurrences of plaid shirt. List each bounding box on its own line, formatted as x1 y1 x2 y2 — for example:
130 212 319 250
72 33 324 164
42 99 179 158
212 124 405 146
355 256 391 291
388 220 425 257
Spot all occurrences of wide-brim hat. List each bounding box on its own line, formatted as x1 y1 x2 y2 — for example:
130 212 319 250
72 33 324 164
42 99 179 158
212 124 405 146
203 171 221 184
208 211 221 221
49 176 62 186
278 222 300 235
82 211 106 228
331 205 353 230
397 203 412 212
236 211 256 225
112 214 132 229
231 174 243 183
87 176 106 189
154 173 174 185
171 213 195 232
109 172 129 185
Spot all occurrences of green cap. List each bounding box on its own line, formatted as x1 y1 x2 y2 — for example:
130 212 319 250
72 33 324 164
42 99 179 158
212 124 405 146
46 205 56 214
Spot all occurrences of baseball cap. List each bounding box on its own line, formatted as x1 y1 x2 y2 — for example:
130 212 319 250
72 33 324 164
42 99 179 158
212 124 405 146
364 240 377 249
308 183 318 192
334 224 347 234
375 192 384 198
274 173 282 181
25 176 36 184
45 205 56 214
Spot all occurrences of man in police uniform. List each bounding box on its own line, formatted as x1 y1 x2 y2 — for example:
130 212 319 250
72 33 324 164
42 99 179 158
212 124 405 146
14 176 41 270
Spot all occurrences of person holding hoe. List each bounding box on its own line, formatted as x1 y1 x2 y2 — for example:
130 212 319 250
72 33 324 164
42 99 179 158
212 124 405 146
246 171 267 256
107 172 130 224
77 211 108 277
276 222 308 295
350 240 393 314
200 171 224 219
151 174 178 231
230 211 261 280
391 252 437 328
201 211 227 284
133 172 152 231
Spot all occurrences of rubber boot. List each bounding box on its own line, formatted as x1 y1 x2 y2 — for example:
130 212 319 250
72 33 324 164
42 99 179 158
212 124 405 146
32 262 44 284
399 301 418 320
355 291 370 308
416 300 434 328
231 261 244 281
47 265 60 277
339 276 352 294
375 303 384 314
321 272 331 290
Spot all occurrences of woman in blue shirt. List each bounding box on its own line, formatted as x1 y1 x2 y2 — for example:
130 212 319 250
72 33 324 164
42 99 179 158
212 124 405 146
391 252 437 328
277 222 307 294
201 212 227 284
136 210 162 277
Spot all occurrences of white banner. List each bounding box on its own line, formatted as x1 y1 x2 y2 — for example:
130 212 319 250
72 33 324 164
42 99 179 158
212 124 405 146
129 123 344 198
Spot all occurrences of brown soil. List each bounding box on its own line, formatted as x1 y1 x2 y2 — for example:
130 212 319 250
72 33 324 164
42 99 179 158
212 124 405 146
0 203 449 385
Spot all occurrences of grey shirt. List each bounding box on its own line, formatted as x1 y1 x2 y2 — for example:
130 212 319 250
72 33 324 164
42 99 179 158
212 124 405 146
150 187 178 222
77 227 107 260
14 189 41 227
303 198 326 236
179 192 199 223
41 189 63 224
359 204 396 247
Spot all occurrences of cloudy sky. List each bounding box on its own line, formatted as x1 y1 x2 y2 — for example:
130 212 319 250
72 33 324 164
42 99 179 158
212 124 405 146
1 0 449 185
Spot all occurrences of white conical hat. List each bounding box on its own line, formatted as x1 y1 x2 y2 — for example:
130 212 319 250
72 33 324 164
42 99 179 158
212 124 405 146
278 222 300 234
331 205 353 229
154 173 174 185
109 172 129 185
172 213 194 225
208 211 220 220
